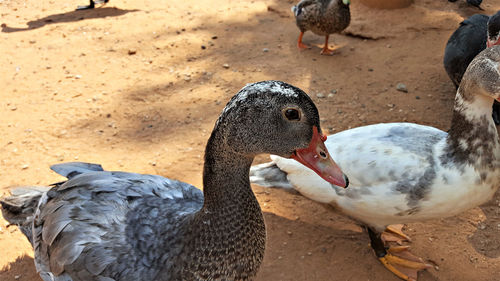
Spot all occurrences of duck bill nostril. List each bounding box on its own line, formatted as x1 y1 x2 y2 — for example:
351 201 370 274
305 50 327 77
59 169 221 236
319 150 328 159
291 126 348 188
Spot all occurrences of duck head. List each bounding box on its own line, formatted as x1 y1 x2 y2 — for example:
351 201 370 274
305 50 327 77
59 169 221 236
217 80 348 188
487 11 500 48
461 45 500 103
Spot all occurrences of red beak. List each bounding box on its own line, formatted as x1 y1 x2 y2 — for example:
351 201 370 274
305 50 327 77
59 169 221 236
291 126 348 188
487 38 500 48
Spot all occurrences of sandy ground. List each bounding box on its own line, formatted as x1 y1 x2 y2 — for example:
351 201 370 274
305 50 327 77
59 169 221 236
1 0 500 280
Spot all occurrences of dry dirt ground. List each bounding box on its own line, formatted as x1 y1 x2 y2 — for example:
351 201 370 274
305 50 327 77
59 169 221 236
1 0 500 280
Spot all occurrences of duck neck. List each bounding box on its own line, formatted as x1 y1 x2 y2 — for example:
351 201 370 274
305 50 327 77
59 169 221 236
201 132 258 211
178 129 265 279
443 89 500 169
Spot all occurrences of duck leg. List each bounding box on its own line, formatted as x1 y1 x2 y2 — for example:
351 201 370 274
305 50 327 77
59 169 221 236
320 34 335 56
297 32 311 50
382 224 412 245
368 227 431 281
77 0 95 10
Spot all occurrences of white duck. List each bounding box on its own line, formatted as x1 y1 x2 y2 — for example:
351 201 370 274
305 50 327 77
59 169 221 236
250 47 500 280
0 81 348 281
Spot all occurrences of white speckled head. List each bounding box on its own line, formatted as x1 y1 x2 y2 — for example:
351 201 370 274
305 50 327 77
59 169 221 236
456 46 500 122
210 81 323 159
461 45 500 100
208 80 348 187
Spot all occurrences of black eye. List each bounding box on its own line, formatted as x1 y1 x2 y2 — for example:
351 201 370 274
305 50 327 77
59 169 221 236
284 108 301 121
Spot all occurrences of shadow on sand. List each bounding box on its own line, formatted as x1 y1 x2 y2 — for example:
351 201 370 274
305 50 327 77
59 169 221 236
0 255 40 281
1 7 139 33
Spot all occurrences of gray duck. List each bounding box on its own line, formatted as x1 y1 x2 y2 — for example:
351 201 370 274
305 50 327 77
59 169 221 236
0 81 348 281
292 0 350 55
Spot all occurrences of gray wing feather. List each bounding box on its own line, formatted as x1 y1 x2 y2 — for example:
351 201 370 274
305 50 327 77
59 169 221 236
29 162 203 280
50 162 104 179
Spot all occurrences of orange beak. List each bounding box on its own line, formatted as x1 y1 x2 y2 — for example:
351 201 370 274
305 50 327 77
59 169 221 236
291 126 348 188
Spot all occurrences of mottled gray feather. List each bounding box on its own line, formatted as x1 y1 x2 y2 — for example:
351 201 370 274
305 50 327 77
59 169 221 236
51 162 104 179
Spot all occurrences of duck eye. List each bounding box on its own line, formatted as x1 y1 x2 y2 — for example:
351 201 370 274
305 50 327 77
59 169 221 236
284 108 301 121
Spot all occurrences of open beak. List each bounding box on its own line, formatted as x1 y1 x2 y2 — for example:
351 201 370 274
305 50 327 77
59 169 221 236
291 126 349 188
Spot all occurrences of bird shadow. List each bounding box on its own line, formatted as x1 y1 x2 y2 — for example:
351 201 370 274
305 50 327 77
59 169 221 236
1 7 139 33
0 255 41 281
467 188 500 258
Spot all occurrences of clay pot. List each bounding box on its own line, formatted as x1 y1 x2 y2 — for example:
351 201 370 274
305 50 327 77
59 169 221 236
359 0 413 9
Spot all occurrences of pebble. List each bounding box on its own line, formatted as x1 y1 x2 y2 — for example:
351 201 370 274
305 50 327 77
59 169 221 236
14 275 20 280
75 74 82 79
286 230 292 235
328 93 334 98
262 48 269 52
21 164 29 169
128 49 137 55
415 96 420 99
368 68 374 72
330 89 337 94
222 63 230 69
212 36 218 40
316 93 325 98
396 83 408 93
201 45 206 50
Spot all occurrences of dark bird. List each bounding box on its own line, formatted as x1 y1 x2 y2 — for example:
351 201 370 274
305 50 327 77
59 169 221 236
448 0 484 10
444 11 500 124
1 81 348 281
251 47 500 281
292 0 350 55
77 0 109 10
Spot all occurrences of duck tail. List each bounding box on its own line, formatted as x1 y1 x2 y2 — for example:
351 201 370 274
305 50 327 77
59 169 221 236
1 162 104 244
250 162 295 190
1 186 49 244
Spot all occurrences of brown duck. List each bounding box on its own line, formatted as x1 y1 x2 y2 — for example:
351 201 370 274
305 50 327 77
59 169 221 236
292 0 351 55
